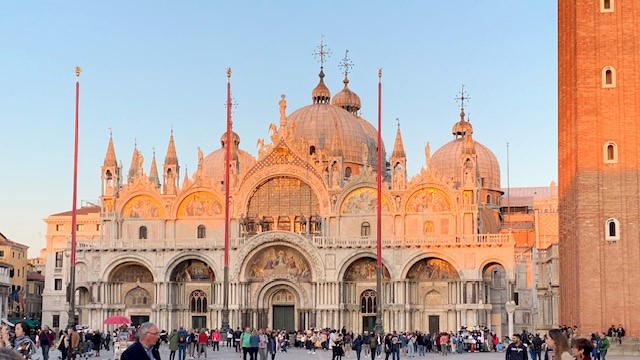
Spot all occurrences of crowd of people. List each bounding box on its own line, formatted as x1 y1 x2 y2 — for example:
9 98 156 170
0 320 627 360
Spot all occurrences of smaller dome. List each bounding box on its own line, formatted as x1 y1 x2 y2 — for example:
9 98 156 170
332 77 361 114
220 131 240 148
452 110 473 137
312 67 331 104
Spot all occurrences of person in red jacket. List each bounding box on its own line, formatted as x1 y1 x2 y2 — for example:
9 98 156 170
197 330 208 358
211 329 221 352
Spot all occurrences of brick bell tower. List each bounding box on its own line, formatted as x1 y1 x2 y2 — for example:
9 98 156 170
558 0 640 336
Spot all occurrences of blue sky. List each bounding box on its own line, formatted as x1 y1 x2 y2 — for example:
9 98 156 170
0 1 557 256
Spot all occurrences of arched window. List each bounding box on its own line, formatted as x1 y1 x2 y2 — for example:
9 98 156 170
602 66 616 88
190 290 208 313
139 226 147 240
309 146 316 156
605 218 620 241
486 194 491 204
603 142 618 163
345 167 352 178
601 0 613 12
361 222 371 237
360 290 377 314
197 225 206 239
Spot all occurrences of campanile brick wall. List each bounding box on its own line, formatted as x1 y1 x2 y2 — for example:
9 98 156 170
558 0 640 336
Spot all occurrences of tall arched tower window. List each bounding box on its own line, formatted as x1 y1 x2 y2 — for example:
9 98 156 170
361 222 371 237
603 142 618 163
602 66 616 88
601 0 614 12
197 225 206 239
605 218 620 241
345 167 352 178
360 290 377 314
138 226 147 240
486 194 492 204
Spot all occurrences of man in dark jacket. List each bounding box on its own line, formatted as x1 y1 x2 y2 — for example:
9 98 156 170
505 334 528 360
121 322 161 360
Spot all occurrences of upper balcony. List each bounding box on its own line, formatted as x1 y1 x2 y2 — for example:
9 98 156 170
75 232 513 252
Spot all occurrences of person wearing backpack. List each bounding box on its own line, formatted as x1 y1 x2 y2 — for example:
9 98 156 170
168 329 178 360
369 333 378 360
177 326 189 360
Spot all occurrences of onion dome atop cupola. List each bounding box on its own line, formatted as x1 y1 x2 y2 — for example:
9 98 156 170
332 50 361 114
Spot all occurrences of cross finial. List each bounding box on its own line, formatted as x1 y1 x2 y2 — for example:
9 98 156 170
455 85 470 111
396 117 400 128
313 35 331 67
339 50 353 78
170 125 173 136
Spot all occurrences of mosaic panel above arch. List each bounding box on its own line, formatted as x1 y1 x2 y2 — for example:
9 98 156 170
124 286 151 307
170 260 215 282
406 258 459 280
122 195 164 218
405 188 452 213
344 258 391 281
110 264 154 283
246 245 311 281
340 188 391 215
177 191 223 217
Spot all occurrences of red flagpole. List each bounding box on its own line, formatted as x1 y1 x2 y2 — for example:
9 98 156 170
376 69 382 267
374 68 384 335
222 68 232 331
68 66 81 326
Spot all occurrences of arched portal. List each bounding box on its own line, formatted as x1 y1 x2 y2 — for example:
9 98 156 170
109 263 154 326
342 258 390 333
405 257 459 334
169 259 215 330
483 262 508 338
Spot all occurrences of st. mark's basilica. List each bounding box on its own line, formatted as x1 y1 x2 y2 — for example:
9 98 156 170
41 53 559 339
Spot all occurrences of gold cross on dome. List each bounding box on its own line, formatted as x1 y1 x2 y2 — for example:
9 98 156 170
455 85 470 110
313 35 331 67
339 50 353 77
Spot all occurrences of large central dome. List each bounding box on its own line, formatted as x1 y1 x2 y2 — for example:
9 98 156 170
285 68 385 168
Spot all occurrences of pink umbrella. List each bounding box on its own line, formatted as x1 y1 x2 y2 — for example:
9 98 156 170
103 315 131 325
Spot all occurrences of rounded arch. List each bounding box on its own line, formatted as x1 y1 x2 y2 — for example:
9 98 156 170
424 289 445 306
236 167 331 216
400 252 462 280
173 190 224 218
244 245 312 281
337 251 395 281
164 252 220 283
109 263 154 283
232 231 324 281
257 279 309 309
478 258 510 279
124 286 152 307
102 256 157 282
119 193 165 219
76 286 91 306
243 176 320 220
405 257 460 280
339 186 392 215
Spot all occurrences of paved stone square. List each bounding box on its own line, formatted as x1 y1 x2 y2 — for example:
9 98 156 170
32 345 638 360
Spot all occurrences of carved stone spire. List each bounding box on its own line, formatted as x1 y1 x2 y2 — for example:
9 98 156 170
149 149 160 189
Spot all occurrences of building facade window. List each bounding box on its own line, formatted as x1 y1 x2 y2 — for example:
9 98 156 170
602 66 616 88
605 218 620 241
0 250 4 258
601 0 613 12
603 141 618 163
55 224 64 231
360 290 377 314
190 290 208 313
76 224 84 231
52 315 60 328
345 167 352 178
139 226 147 239
54 279 62 290
197 225 206 239
486 194 492 204
55 252 63 268
361 222 371 237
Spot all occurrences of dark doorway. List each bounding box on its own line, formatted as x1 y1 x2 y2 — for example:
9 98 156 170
192 316 207 330
272 306 295 332
131 315 149 327
428 315 440 335
362 316 376 333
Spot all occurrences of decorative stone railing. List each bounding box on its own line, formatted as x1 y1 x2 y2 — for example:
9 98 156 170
75 232 513 251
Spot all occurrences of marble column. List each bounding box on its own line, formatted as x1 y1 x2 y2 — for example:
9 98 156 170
505 301 516 338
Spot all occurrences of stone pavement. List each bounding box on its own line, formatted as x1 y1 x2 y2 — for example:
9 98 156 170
31 345 640 360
